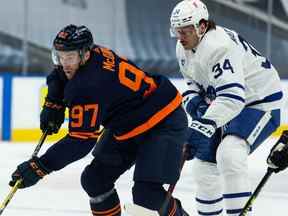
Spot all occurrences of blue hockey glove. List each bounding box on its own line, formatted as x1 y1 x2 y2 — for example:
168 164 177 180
182 91 209 119
9 157 51 188
186 118 219 162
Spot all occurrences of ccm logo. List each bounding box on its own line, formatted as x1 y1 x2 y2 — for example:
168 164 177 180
191 121 214 137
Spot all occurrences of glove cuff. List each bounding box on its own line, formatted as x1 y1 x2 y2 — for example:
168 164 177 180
29 157 52 177
182 94 201 114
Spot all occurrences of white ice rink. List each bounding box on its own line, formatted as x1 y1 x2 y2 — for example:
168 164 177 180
0 138 288 216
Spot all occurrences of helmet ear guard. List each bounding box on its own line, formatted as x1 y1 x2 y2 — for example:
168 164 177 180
170 0 209 38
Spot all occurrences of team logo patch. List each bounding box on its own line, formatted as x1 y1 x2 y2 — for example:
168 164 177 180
181 59 185 66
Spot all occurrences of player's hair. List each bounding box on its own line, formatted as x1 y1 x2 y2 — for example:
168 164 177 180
200 19 216 33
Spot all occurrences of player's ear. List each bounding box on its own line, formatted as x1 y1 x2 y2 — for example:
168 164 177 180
84 50 91 62
198 22 207 35
199 20 207 35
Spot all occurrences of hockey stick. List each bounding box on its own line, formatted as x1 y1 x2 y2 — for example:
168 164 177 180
0 130 49 215
124 145 188 216
239 168 273 216
239 130 288 216
158 146 188 216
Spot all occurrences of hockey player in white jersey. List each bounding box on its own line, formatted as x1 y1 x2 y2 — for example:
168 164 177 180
170 0 283 215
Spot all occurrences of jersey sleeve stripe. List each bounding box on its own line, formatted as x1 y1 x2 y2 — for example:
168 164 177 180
69 133 90 139
182 90 198 97
69 130 102 139
114 92 182 141
246 91 283 107
217 93 245 103
216 83 245 93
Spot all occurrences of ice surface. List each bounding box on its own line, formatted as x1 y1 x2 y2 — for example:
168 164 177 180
0 138 287 215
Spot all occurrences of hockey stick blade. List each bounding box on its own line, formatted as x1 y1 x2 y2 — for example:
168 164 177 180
124 203 159 216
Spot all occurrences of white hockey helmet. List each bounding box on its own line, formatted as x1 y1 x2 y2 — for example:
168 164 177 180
170 0 209 37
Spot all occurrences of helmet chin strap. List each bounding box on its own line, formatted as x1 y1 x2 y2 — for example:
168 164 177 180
79 49 87 65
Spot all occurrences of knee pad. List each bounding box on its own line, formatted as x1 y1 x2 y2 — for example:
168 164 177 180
90 188 117 204
81 162 114 197
89 189 121 216
192 158 222 197
216 135 249 177
132 182 188 216
132 181 166 210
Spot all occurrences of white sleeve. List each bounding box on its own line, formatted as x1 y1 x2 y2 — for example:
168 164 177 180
202 46 245 127
175 41 201 101
181 79 202 112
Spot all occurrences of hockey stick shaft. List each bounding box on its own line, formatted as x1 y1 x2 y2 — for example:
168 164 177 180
239 130 288 216
239 168 273 216
159 146 187 216
0 130 49 215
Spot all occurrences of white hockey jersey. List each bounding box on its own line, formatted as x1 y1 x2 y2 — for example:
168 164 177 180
176 26 283 128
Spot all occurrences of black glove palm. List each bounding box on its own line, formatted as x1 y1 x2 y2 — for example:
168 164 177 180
267 130 288 173
9 157 51 188
40 98 65 135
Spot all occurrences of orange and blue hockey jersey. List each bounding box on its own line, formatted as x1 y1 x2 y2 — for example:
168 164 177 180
64 46 182 140
40 45 182 170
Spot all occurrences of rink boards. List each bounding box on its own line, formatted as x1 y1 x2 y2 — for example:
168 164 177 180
0 75 287 142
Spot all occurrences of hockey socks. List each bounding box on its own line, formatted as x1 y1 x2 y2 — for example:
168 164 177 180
90 189 121 216
132 181 188 216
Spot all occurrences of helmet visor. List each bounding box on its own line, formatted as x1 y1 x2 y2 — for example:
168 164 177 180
170 25 195 38
51 48 81 66
51 48 60 65
170 27 178 38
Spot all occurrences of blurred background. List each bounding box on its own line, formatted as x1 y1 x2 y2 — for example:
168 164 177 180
0 0 286 77
0 0 286 141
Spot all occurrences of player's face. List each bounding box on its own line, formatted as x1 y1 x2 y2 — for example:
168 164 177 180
57 51 81 80
174 25 200 49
